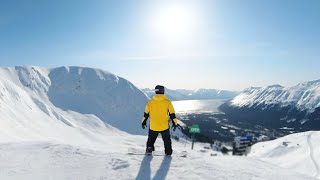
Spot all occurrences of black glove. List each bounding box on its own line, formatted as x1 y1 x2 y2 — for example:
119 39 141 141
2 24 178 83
142 120 147 129
172 124 180 131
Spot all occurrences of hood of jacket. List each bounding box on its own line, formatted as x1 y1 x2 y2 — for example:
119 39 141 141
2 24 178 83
152 94 167 101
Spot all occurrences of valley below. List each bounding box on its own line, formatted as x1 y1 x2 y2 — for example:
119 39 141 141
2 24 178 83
174 99 310 143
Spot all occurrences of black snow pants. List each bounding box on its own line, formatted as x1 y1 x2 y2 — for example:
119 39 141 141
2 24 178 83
146 129 172 155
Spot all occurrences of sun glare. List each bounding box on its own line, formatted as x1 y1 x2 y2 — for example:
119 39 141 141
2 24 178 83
152 5 196 41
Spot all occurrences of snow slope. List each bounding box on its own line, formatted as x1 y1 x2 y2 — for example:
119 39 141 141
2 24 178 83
250 131 320 179
0 135 314 180
231 80 320 112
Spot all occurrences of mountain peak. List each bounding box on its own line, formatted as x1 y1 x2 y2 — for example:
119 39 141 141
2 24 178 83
297 79 320 87
266 84 284 89
243 87 262 93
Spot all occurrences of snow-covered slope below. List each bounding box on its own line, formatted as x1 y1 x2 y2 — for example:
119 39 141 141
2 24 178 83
0 135 314 180
250 131 320 179
231 80 320 112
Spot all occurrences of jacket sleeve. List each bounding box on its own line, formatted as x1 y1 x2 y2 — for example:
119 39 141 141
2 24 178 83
142 102 150 123
168 101 178 125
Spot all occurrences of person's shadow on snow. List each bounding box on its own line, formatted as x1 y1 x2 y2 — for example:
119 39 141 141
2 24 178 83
135 156 172 180
153 156 172 180
136 155 153 180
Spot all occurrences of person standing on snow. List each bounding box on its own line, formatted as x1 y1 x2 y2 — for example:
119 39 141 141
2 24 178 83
141 85 180 155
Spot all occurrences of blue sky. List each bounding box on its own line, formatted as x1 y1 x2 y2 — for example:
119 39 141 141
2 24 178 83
1 0 319 90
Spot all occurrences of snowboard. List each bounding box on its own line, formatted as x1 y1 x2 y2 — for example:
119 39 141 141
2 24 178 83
128 147 187 157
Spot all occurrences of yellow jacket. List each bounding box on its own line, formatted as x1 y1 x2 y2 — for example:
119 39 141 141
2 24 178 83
142 94 178 131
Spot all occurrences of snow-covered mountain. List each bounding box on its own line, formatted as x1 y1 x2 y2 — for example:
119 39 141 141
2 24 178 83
142 88 238 101
231 80 320 112
0 66 148 140
220 80 320 129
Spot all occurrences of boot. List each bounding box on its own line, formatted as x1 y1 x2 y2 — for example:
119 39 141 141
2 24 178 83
146 147 153 155
165 148 172 156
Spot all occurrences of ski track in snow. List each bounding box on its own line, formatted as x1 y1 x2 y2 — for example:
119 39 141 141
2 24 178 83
307 133 320 179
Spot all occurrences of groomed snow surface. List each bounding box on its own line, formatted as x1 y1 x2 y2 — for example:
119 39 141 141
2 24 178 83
0 66 318 180
0 136 315 180
250 131 320 180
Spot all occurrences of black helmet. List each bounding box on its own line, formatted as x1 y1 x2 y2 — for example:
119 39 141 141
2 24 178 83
155 85 165 94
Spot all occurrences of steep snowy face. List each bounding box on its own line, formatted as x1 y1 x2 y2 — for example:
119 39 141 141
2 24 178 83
231 80 320 112
14 66 51 96
48 66 149 134
293 80 320 110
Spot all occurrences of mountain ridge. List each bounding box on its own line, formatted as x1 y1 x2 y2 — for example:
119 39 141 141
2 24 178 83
231 79 320 112
142 87 239 101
